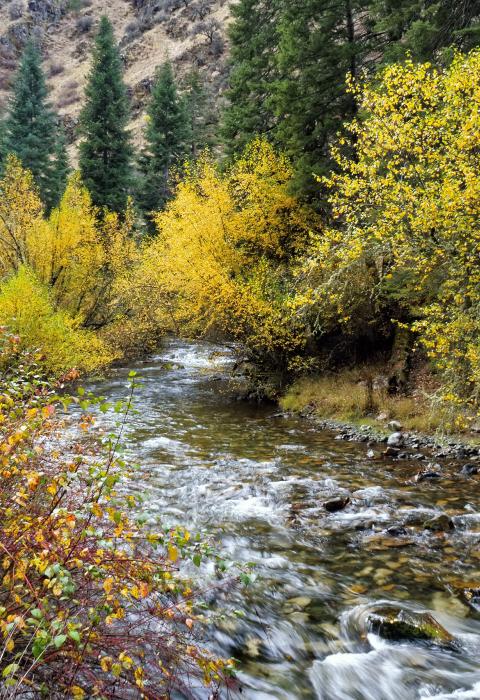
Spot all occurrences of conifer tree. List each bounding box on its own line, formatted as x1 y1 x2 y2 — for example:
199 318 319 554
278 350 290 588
2 41 67 211
50 126 70 209
182 70 212 158
221 0 280 159
274 0 375 199
372 0 480 61
79 16 132 214
138 61 189 224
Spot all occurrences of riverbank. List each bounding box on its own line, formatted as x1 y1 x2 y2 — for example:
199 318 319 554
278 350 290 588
279 374 480 463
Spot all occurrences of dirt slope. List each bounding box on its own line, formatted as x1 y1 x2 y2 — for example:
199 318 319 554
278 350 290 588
0 0 231 155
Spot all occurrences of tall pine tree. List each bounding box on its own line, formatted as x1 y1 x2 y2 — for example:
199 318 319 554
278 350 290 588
138 61 189 225
274 0 375 199
372 0 480 62
221 0 280 159
182 70 213 158
79 16 132 214
2 41 68 211
50 125 70 208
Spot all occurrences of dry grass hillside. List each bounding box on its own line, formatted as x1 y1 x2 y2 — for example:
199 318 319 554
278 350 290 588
0 0 231 155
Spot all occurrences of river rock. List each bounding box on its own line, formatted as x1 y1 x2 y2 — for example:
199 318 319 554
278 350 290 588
415 469 442 482
384 446 400 457
386 525 408 536
387 431 404 447
285 596 311 610
461 463 479 475
460 588 480 612
423 514 455 531
388 420 403 431
323 496 350 513
366 606 455 648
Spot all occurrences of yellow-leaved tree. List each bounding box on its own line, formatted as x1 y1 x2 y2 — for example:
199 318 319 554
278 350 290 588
141 139 320 388
298 50 480 412
0 156 149 374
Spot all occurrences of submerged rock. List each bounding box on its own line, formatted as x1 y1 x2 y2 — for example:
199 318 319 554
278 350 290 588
366 606 456 648
415 469 442 482
323 496 350 513
461 463 479 475
423 514 455 531
386 525 408 536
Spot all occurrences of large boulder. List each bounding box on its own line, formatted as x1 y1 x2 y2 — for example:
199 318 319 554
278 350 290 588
387 431 403 447
366 606 456 648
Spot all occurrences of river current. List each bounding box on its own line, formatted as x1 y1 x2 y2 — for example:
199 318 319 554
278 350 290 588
88 339 480 700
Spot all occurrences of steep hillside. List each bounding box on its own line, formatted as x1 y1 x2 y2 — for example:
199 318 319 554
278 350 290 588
0 0 231 154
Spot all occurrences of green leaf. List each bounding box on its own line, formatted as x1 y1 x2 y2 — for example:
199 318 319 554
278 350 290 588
33 639 46 659
2 663 19 678
68 630 81 644
53 634 67 649
193 554 201 567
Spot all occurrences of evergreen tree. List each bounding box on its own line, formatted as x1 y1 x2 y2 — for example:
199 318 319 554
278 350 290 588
2 41 67 211
79 16 132 214
138 61 189 224
273 0 375 199
182 70 213 158
221 0 280 159
221 0 480 201
372 0 480 62
50 126 70 209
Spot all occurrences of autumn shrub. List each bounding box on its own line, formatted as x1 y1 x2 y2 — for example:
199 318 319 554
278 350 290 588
296 50 480 415
0 330 236 697
0 266 114 375
142 139 319 388
0 157 156 366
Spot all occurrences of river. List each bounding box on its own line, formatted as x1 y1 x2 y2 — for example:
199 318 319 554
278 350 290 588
88 339 480 700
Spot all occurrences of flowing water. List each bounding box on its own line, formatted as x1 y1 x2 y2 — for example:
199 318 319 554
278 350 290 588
89 339 480 700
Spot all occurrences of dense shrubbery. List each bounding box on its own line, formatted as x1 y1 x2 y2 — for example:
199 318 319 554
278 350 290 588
140 139 319 386
0 329 235 697
0 156 159 376
0 267 113 375
296 50 480 416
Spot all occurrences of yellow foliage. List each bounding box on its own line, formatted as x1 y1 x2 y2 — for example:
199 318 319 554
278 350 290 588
142 139 319 379
0 158 151 372
0 266 114 374
0 155 43 276
300 50 480 409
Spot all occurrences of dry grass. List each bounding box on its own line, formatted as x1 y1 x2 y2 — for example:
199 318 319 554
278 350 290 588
280 372 459 435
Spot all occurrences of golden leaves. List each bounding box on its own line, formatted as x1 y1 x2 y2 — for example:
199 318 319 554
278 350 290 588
309 49 480 410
